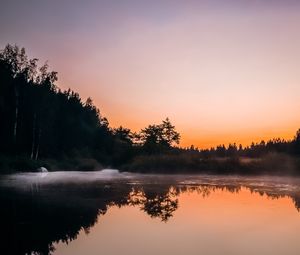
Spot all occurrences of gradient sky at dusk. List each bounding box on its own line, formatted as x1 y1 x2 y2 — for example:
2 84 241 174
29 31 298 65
1 0 300 148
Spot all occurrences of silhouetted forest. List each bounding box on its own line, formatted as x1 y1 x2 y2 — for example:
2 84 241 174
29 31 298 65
1 44 300 174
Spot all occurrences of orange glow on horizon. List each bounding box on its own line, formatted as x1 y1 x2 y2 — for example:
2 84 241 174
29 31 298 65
96 106 300 149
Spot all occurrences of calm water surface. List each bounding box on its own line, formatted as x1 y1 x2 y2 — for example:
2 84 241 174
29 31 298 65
1 170 300 255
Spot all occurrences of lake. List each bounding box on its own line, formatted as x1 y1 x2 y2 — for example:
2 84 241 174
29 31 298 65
1 170 300 255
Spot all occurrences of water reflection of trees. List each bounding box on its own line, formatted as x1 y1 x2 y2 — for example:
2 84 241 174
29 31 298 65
127 186 178 222
2 180 300 255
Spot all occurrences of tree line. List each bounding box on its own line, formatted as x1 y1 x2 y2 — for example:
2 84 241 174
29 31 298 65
186 135 300 158
1 44 300 173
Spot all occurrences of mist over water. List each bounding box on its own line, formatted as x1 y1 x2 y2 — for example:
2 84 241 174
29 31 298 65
0 169 126 187
1 170 300 193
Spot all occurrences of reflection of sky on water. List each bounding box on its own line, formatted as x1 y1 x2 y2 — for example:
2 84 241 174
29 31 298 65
1 172 300 255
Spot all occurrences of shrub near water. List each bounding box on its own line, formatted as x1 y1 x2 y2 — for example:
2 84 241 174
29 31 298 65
124 152 300 175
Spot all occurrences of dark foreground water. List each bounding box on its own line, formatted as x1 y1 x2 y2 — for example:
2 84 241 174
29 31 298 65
1 170 300 255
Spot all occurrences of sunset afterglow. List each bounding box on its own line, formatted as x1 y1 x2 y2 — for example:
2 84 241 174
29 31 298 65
1 0 300 148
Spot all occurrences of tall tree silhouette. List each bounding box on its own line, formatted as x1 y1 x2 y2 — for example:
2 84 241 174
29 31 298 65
140 118 180 153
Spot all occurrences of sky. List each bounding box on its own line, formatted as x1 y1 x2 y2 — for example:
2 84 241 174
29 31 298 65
1 0 300 148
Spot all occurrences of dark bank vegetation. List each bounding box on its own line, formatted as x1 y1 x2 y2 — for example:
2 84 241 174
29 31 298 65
1 44 300 175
